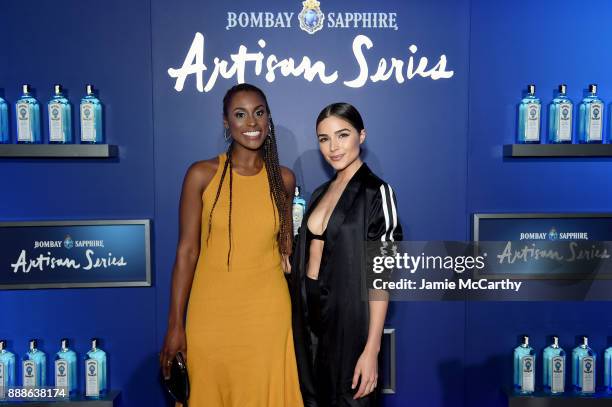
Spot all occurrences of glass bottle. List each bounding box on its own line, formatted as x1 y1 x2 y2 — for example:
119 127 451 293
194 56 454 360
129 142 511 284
604 344 612 392
55 338 77 395
0 340 16 397
578 84 604 143
22 339 46 387
518 84 541 144
0 96 8 144
543 336 565 394
16 85 41 144
292 186 306 236
572 336 596 394
80 84 103 144
514 335 535 394
549 85 573 143
85 338 107 398
48 84 72 144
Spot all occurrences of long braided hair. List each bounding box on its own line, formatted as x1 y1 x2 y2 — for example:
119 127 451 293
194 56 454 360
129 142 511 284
206 84 292 268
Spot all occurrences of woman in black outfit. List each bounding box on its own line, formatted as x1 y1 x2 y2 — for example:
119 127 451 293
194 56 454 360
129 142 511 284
290 103 403 407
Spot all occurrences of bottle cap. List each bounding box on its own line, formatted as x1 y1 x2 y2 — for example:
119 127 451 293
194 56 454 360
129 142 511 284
22 84 31 94
527 84 536 95
29 339 37 350
91 338 98 349
589 84 597 94
61 338 69 349
0 340 5 350
553 336 559 347
559 84 567 94
523 335 529 346
86 84 94 96
583 336 589 346
294 186 300 196
54 84 62 95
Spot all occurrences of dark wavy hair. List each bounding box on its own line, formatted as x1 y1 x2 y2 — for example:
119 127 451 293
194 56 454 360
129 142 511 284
207 83 291 267
316 102 365 132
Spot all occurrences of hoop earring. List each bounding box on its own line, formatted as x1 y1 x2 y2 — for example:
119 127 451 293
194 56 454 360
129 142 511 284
224 128 231 142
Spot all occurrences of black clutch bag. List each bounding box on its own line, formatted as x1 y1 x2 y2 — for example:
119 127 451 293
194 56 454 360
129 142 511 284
162 352 190 406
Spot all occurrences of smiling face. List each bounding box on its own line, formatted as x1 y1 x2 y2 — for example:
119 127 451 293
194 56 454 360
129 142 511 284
224 90 269 151
316 115 365 172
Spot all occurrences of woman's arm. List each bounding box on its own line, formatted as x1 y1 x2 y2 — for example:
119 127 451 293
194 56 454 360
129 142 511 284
353 182 402 398
160 161 215 378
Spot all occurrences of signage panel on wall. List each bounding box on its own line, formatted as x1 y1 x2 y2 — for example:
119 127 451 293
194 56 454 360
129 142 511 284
0 220 151 289
473 213 612 279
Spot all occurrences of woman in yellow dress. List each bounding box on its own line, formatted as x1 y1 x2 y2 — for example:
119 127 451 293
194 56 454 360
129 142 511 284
160 83 304 407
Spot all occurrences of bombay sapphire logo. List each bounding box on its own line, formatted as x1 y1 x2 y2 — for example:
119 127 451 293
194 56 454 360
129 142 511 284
89 364 96 375
548 228 558 241
26 366 33 376
84 107 91 119
298 0 325 34
529 107 537 119
524 359 532 372
585 360 592 372
554 361 562 372
19 108 27 119
593 107 600 119
52 108 59 119
562 107 569 119
63 235 74 250
58 365 66 376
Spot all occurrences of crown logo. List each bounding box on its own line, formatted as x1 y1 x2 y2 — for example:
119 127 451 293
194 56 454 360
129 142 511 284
302 0 320 9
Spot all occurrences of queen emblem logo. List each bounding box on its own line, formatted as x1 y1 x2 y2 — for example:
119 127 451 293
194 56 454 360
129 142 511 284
298 0 325 34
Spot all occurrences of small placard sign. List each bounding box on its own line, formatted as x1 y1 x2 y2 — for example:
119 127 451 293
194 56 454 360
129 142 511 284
0 220 151 289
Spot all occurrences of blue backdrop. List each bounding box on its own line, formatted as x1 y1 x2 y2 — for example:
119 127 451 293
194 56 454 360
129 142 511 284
1 0 611 406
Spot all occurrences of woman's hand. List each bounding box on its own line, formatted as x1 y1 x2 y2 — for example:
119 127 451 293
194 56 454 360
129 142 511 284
160 324 187 379
351 347 378 399
281 253 292 274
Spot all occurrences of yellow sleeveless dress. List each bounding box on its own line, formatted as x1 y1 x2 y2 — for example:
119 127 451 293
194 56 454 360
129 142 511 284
184 154 304 407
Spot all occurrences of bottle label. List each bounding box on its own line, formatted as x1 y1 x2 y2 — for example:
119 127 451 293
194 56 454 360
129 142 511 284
0 361 4 398
22 360 36 387
48 103 64 142
16 102 32 142
520 355 535 392
551 356 564 392
55 359 69 389
81 104 96 141
557 102 572 141
581 356 595 392
525 103 540 141
292 204 304 235
588 102 603 141
85 359 99 396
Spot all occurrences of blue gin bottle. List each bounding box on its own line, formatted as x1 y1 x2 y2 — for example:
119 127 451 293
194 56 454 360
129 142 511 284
514 335 536 394
55 339 77 395
543 336 565 394
0 96 8 144
16 85 41 144
48 85 72 144
85 338 107 398
0 340 16 397
572 336 596 394
578 84 604 143
22 339 46 387
292 186 306 236
80 84 103 144
549 85 573 143
604 345 612 392
518 84 541 144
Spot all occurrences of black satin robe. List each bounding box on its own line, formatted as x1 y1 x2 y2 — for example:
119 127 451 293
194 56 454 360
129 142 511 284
289 163 403 407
